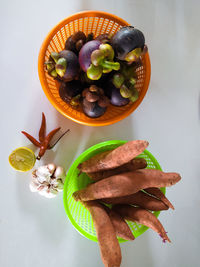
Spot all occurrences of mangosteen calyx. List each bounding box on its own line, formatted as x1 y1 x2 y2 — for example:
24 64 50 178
87 43 120 80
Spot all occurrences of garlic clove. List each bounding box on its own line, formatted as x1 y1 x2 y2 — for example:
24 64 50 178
57 184 64 192
61 176 66 183
50 179 58 187
37 165 50 176
29 181 39 192
32 170 37 178
37 174 50 184
41 181 49 186
44 188 58 198
56 179 64 191
38 187 58 198
50 188 58 194
36 166 51 183
47 163 56 175
54 166 64 179
37 185 48 192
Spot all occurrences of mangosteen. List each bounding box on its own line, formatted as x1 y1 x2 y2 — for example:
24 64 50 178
106 82 130 107
59 80 83 103
82 98 106 118
111 26 146 63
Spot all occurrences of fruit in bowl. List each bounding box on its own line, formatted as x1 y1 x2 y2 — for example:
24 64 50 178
38 12 151 126
45 26 148 119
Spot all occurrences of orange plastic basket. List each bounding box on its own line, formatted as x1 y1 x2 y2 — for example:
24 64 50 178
38 11 151 126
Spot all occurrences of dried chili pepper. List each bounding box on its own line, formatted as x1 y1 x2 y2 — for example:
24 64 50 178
21 113 70 160
21 131 41 147
39 112 46 143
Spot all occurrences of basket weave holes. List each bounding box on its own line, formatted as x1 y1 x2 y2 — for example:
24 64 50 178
82 17 89 35
64 24 71 39
100 18 109 33
60 27 67 45
73 19 79 32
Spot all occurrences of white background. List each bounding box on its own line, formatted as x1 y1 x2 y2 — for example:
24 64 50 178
0 0 199 266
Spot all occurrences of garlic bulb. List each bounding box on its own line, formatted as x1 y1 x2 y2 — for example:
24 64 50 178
30 163 65 198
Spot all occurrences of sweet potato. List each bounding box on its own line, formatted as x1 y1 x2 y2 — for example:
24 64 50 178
87 158 147 181
78 140 149 173
144 187 175 210
102 191 169 211
83 201 122 267
113 205 171 243
73 169 181 202
107 208 135 241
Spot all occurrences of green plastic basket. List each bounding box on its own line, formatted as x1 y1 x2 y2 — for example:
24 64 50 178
63 140 165 243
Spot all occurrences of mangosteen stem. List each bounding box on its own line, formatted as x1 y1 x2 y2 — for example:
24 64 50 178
101 60 120 71
87 64 103 80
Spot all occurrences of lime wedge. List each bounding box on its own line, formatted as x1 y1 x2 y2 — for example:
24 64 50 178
9 147 36 172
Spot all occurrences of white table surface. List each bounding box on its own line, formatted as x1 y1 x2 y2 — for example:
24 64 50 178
1 0 200 266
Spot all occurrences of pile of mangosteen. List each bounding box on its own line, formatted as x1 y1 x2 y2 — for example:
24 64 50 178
45 26 147 118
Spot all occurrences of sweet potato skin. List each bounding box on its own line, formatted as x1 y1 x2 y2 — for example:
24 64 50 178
144 187 175 210
103 191 169 211
107 209 135 241
83 201 122 267
113 205 171 243
78 140 149 173
87 158 147 181
73 169 181 202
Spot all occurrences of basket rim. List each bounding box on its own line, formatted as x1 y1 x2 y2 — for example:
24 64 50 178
63 140 165 243
38 11 151 126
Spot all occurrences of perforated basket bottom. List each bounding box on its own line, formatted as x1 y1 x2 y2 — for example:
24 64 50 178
63 140 164 242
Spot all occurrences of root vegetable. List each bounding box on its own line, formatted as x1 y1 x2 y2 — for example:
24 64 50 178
106 208 135 241
78 140 149 173
73 169 181 202
103 191 169 211
113 205 171 243
144 187 175 210
87 158 147 181
83 201 122 267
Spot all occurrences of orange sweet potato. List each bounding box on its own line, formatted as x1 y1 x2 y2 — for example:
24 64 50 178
113 205 171 243
73 169 181 202
83 201 122 267
78 140 149 173
144 187 174 210
102 191 169 211
87 158 147 181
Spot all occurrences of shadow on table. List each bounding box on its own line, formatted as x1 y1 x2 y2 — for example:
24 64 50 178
121 233 155 267
15 171 69 244
53 108 137 165
65 230 155 267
